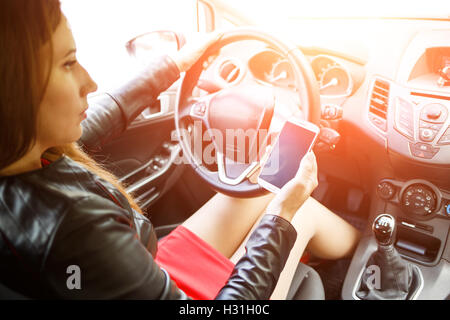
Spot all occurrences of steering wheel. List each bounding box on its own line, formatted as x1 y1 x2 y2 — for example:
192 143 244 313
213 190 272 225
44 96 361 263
175 28 321 198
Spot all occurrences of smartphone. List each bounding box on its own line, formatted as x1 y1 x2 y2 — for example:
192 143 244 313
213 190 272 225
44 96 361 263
257 119 320 193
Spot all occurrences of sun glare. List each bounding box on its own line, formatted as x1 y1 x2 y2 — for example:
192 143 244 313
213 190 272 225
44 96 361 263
227 0 450 19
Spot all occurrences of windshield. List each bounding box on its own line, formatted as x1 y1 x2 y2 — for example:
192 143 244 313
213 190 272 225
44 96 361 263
61 0 197 91
225 0 450 20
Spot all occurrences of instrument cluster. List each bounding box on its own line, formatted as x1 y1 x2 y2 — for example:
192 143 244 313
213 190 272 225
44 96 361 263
311 55 353 97
247 50 354 98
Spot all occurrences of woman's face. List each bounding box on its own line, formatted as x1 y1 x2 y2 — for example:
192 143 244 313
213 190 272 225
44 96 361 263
37 16 97 149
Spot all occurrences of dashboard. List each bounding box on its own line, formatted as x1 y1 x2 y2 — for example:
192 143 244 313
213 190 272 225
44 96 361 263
240 26 450 168
242 43 450 169
246 49 356 97
196 20 450 222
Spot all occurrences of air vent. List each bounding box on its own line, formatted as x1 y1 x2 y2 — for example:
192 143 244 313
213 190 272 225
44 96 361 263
368 78 390 132
218 59 242 84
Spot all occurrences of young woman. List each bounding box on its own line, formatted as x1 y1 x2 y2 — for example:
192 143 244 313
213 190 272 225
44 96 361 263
0 0 360 299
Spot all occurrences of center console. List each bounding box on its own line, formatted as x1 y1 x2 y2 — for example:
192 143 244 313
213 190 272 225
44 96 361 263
342 30 450 300
341 180 450 300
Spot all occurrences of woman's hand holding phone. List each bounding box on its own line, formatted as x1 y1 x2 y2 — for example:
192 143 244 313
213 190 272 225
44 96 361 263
264 152 318 222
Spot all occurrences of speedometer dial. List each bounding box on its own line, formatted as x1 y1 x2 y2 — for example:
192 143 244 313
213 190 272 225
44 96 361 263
311 55 353 97
248 49 294 88
319 65 352 96
268 60 294 87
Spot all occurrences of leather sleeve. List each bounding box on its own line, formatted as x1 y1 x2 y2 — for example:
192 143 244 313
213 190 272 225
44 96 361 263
79 55 180 150
216 214 297 300
43 196 296 300
43 195 189 300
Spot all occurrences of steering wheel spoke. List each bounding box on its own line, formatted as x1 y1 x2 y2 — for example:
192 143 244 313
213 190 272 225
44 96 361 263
179 93 217 124
216 150 260 186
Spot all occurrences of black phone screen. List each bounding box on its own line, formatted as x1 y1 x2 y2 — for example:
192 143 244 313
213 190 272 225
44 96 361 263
259 121 318 189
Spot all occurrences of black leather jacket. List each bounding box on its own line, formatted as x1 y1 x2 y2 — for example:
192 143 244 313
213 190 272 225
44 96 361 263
0 56 297 299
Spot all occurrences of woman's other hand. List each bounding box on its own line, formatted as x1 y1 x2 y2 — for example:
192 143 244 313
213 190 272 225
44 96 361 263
169 31 222 73
265 152 319 222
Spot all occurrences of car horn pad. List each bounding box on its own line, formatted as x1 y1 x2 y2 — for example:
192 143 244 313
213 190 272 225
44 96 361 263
207 84 275 164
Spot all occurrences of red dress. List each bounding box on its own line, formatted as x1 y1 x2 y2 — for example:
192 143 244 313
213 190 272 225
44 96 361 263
155 225 235 300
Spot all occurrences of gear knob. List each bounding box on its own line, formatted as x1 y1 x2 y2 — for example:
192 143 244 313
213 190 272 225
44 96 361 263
372 214 396 246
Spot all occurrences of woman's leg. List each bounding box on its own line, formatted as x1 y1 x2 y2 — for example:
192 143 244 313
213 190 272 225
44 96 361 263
229 196 361 299
182 191 360 299
182 192 275 259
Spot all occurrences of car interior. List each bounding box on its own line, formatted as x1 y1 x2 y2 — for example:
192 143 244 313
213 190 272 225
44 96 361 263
8 0 446 300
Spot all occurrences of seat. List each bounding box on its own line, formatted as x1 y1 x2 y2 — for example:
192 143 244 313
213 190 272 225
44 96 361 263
286 263 325 300
0 263 324 300
0 282 29 300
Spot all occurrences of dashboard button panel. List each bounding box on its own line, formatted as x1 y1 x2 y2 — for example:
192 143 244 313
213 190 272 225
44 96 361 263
377 179 450 221
409 142 440 159
388 91 450 161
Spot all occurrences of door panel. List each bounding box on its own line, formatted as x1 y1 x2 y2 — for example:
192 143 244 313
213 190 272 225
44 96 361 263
92 103 185 212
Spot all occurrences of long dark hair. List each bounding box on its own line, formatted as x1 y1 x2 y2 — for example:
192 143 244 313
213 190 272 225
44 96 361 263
0 0 143 214
0 0 61 168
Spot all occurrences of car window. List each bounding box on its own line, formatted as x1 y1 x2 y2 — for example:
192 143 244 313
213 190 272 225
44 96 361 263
226 0 450 19
61 0 197 92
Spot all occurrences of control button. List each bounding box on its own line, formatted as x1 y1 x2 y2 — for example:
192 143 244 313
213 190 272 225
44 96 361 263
145 166 154 174
438 202 450 218
425 105 441 119
394 98 414 139
153 156 167 167
419 120 443 131
322 104 343 120
437 126 450 145
438 135 450 145
156 158 167 166
420 103 448 123
323 105 336 118
191 102 207 117
419 128 438 142
409 142 440 159
377 181 395 200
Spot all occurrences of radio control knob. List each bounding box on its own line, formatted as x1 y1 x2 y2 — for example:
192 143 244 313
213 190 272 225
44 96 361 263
421 103 447 123
402 184 436 216
426 106 442 120
420 128 436 142
377 182 395 200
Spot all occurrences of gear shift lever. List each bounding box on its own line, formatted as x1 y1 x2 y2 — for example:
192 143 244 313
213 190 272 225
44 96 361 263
372 214 396 246
356 214 421 300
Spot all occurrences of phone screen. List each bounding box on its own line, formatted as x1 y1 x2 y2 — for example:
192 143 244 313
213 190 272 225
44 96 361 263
259 121 318 190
